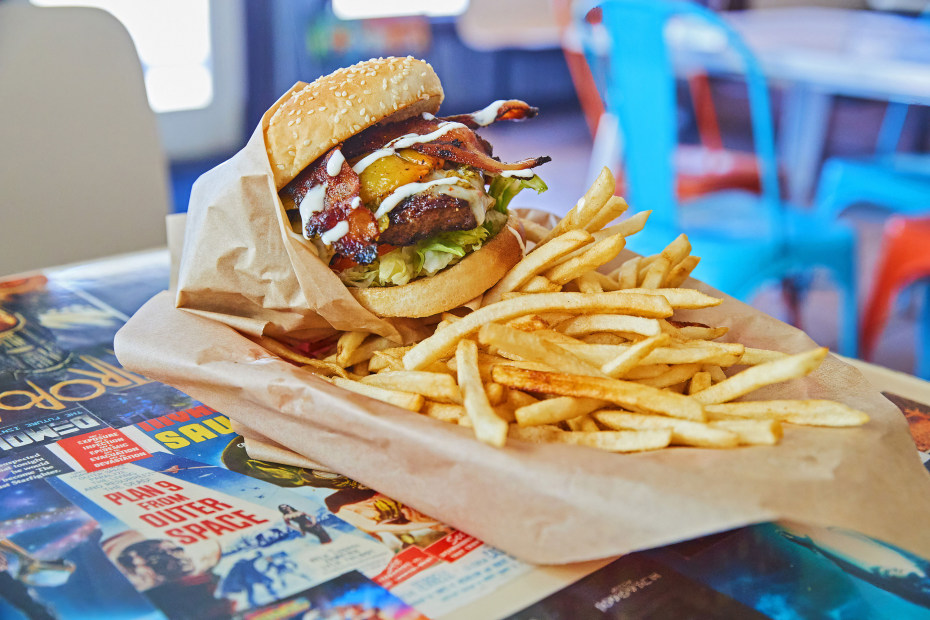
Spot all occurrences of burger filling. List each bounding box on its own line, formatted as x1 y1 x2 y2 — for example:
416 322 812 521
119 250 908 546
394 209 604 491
280 100 549 287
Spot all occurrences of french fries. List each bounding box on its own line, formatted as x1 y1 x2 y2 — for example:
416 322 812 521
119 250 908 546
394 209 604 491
259 166 869 454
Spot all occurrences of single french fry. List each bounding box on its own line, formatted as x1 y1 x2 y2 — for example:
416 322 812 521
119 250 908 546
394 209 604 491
423 402 466 423
614 256 642 289
508 425 672 453
676 325 729 341
584 195 629 232
565 414 601 432
591 210 651 244
622 364 672 380
478 322 608 378
709 419 783 445
483 229 592 304
506 388 539 409
485 382 506 406
557 314 662 338
738 347 790 365
519 275 562 293
665 255 701 288
456 339 508 447
703 364 729 383
594 411 739 448
360 370 462 404
403 292 673 370
491 365 705 421
515 396 607 427
336 331 369 367
574 272 604 294
689 371 713 395
639 256 672 289
621 288 723 309
331 376 424 411
544 233 626 285
692 348 829 405
704 400 870 427
633 363 704 389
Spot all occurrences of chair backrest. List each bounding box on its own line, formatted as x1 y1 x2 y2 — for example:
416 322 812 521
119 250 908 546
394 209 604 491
0 4 170 276
574 0 781 227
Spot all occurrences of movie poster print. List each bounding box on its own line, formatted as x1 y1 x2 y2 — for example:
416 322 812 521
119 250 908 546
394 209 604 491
0 475 157 620
643 522 930 619
239 570 428 620
48 452 395 619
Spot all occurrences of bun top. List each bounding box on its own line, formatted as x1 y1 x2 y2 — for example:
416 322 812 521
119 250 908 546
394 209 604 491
264 56 444 190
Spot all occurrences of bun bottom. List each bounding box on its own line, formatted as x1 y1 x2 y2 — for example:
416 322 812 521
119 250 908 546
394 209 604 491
349 219 524 318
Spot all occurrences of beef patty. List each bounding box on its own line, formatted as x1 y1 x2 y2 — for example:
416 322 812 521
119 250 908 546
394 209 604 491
379 192 478 246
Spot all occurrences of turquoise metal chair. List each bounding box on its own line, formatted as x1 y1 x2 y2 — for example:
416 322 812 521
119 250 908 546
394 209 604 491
814 103 930 222
574 0 859 356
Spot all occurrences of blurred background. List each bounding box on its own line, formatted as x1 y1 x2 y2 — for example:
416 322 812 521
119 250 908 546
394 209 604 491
2 0 929 375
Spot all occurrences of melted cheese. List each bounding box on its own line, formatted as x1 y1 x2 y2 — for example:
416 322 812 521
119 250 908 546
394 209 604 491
352 121 469 175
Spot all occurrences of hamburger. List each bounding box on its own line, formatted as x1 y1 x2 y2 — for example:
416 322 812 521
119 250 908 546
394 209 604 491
264 56 550 318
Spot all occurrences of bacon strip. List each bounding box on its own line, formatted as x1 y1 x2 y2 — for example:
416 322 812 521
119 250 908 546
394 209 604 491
343 100 551 174
442 100 540 128
281 149 380 265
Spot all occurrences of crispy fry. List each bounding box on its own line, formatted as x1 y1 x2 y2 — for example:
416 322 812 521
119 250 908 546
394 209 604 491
403 292 673 370
456 339 508 447
491 366 705 421
515 396 607 427
688 371 713 395
594 411 739 448
704 400 869 427
483 229 592 304
544 233 626 285
330 376 424 411
478 322 608 378
557 314 662 338
519 275 562 293
360 370 462 404
509 425 671 452
537 167 614 245
584 195 629 232
423 402 466 423
621 288 722 309
633 363 703 389
665 255 701 288
564 414 601 432
692 348 829 405
336 331 369 367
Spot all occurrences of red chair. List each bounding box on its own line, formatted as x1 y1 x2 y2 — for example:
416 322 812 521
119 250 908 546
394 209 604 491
861 216 930 379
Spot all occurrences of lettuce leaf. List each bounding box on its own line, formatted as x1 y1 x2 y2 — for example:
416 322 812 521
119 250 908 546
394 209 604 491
340 210 508 288
488 174 548 213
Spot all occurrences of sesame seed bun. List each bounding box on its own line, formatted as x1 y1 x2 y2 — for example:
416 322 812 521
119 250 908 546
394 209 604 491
349 218 525 318
264 56 444 191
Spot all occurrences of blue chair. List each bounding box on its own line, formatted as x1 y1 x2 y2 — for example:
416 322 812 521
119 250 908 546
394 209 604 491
814 103 930 222
574 0 859 356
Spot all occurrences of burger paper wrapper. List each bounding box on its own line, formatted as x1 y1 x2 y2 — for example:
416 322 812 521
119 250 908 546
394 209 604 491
173 83 428 344
115 254 930 563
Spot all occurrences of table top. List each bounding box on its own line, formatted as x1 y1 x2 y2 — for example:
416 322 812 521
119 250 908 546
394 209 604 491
568 5 930 104
1 248 929 619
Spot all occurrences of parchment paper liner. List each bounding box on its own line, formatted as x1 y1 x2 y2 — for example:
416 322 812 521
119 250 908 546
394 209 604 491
119 95 930 564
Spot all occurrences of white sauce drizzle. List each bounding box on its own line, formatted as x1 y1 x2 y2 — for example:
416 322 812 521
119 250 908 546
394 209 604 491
326 148 345 176
299 183 327 238
320 220 349 245
374 178 461 219
500 169 535 178
351 121 470 175
471 100 507 126
350 196 361 209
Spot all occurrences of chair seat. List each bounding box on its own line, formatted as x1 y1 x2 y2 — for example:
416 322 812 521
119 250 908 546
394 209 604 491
625 190 856 303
